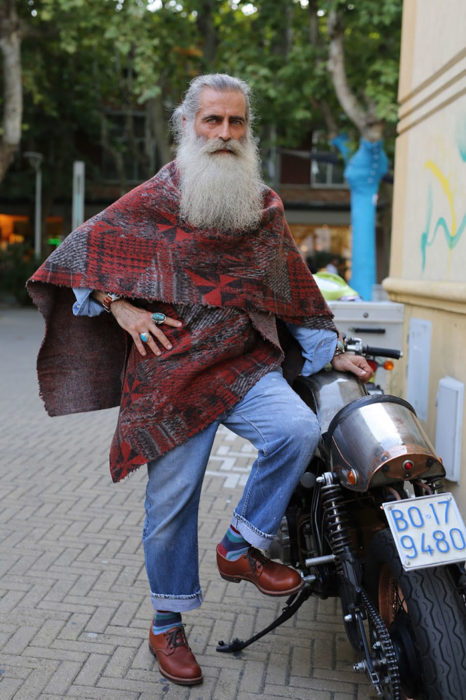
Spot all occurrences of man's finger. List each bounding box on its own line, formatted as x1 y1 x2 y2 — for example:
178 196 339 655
162 316 183 328
150 327 173 350
134 335 148 356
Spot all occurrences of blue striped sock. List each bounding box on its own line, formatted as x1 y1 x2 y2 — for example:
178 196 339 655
153 610 182 635
218 525 249 561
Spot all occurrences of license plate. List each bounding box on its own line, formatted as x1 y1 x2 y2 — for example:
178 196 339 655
382 493 466 571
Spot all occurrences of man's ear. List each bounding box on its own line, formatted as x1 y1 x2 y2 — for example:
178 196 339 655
182 115 187 131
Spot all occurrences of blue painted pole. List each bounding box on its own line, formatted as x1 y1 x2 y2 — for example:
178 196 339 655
344 139 388 300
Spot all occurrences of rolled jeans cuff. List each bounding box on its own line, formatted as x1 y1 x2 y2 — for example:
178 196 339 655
150 590 203 613
232 512 275 551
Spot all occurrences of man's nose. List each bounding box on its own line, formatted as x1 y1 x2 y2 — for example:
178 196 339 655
218 120 232 141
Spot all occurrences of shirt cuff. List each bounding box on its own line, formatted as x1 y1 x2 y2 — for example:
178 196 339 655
72 287 105 317
286 324 337 376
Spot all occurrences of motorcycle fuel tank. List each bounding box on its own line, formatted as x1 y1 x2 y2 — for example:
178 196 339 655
326 395 445 491
293 370 367 434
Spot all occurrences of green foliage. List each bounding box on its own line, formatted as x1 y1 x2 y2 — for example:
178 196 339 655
0 244 42 305
321 0 402 125
2 0 402 199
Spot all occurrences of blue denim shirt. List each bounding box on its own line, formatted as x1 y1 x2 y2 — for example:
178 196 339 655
72 288 336 376
73 287 105 317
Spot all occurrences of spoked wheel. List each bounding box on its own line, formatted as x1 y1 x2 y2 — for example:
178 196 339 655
367 529 466 700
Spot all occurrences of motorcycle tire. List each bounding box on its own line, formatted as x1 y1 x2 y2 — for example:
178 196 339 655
365 528 466 700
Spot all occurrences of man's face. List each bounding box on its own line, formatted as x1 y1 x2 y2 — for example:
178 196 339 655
191 87 247 146
177 86 262 231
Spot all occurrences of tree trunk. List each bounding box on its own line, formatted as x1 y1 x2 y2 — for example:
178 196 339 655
0 1 22 184
147 93 173 167
101 114 127 194
326 6 387 299
196 0 219 65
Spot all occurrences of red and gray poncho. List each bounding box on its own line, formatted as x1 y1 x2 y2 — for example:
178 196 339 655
28 161 336 482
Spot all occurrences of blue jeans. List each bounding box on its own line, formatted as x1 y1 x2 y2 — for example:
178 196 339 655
143 369 320 612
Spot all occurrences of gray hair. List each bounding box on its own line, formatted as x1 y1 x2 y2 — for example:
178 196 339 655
171 73 253 142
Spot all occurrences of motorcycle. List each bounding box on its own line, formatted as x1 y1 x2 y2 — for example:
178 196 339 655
217 339 466 699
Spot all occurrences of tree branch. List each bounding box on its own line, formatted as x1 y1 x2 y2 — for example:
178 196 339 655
327 8 385 141
327 8 366 134
311 97 339 140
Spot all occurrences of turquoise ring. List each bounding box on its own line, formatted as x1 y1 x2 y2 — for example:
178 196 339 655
140 332 149 343
151 312 166 325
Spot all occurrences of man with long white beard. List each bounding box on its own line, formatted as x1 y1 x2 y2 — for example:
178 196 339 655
28 73 371 687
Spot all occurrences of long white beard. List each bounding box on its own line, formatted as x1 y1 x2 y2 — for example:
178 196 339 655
176 130 264 232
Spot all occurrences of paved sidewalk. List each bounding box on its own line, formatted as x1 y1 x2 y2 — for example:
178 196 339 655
0 306 376 700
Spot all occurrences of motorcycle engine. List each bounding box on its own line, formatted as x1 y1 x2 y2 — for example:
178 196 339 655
268 515 293 565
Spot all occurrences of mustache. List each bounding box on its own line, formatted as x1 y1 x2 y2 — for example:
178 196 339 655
200 137 244 156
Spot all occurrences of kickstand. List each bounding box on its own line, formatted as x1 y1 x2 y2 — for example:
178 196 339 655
216 584 312 653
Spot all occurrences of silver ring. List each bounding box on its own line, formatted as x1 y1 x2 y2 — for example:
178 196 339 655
152 312 166 325
140 332 149 343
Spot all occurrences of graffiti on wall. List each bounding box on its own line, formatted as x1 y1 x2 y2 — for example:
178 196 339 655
420 118 466 271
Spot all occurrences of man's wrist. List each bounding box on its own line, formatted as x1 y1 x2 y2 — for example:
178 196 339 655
92 290 124 312
333 337 346 358
102 292 123 312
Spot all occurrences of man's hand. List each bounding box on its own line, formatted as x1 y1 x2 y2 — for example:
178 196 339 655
331 352 373 382
105 298 182 357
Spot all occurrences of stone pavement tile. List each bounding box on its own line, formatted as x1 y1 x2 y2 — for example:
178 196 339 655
0 664 29 682
0 589 28 614
290 674 358 694
28 618 67 648
1 625 40 655
73 652 108 687
49 638 116 656
42 660 82 695
22 645 88 664
212 665 242 694
261 687 331 700
96 675 166 695
0 678 23 700
290 642 313 678
59 612 92 641
62 686 140 700
103 644 137 677
238 658 266 694
110 597 140 622
3 666 58 700
312 631 335 669
139 678 191 700
266 649 290 686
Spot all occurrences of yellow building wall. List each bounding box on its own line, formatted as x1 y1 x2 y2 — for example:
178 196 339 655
384 0 466 509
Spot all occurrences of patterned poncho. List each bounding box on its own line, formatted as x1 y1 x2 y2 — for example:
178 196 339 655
28 161 336 482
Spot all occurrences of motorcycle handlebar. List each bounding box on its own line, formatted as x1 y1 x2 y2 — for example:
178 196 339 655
344 337 402 359
361 345 402 359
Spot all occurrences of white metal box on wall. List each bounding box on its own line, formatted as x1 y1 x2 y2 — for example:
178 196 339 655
327 301 405 390
327 301 405 350
435 376 464 483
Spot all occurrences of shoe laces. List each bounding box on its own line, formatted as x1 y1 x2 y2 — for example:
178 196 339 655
164 625 188 650
246 546 267 573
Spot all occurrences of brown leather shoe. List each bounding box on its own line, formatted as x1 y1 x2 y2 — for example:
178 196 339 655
148 624 203 686
216 545 303 596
